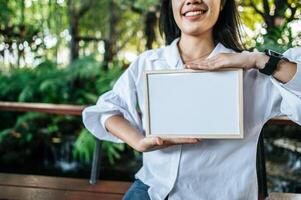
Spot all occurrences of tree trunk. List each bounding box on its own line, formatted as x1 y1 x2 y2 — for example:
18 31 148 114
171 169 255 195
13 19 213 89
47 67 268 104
261 0 287 34
69 15 80 61
102 1 118 71
67 0 95 62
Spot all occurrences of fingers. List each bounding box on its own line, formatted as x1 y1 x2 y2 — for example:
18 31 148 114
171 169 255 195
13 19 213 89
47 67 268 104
143 137 162 147
185 53 240 70
138 137 169 152
155 137 163 145
139 137 202 152
161 137 201 145
145 137 200 146
145 137 199 145
186 58 228 71
185 57 218 70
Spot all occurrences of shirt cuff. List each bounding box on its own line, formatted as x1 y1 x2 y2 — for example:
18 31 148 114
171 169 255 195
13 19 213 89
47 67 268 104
100 111 122 131
270 62 301 97
275 47 301 96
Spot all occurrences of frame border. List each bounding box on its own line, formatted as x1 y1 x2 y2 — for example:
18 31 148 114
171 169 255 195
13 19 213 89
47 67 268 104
144 68 244 139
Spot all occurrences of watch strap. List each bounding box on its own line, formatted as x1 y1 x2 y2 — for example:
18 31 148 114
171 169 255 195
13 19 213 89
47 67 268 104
259 50 282 76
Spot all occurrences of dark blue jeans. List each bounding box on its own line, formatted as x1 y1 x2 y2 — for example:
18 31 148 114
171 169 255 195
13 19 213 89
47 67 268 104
123 179 151 200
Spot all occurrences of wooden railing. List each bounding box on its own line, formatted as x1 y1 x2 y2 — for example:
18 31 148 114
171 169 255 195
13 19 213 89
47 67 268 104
0 101 295 124
0 102 86 116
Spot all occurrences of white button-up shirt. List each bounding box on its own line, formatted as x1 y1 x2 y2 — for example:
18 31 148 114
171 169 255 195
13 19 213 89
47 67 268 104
83 38 301 200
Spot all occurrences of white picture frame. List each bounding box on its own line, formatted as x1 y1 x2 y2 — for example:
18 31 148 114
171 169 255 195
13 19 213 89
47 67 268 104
144 68 244 139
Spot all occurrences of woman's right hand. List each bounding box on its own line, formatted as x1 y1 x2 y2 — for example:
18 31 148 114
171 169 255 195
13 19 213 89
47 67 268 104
104 115 201 153
135 137 201 152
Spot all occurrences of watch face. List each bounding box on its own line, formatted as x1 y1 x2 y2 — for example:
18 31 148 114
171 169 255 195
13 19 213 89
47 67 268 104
265 49 288 60
266 49 280 57
270 50 282 57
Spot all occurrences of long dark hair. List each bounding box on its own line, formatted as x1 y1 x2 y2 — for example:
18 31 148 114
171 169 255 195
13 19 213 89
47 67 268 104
159 0 245 52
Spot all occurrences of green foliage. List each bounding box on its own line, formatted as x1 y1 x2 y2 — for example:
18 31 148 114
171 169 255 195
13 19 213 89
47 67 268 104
239 0 301 51
0 56 125 165
255 23 294 53
0 56 123 103
0 112 50 164
72 129 96 164
1 0 301 174
0 0 161 68
73 129 126 165
0 1 13 23
102 141 126 164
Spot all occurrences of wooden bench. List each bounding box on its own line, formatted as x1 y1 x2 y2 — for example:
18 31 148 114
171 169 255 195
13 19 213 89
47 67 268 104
1 173 300 200
0 173 131 200
267 193 301 200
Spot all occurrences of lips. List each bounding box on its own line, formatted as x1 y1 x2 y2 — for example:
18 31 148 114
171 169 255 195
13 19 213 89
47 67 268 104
182 5 208 17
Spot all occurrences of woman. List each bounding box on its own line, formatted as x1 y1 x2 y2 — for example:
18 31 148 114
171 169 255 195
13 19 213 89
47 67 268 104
83 0 301 199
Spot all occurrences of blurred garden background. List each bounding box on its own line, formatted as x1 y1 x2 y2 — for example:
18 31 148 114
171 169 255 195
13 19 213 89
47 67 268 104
0 0 301 194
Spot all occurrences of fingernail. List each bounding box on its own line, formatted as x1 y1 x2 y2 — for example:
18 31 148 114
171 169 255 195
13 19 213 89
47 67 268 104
156 137 163 145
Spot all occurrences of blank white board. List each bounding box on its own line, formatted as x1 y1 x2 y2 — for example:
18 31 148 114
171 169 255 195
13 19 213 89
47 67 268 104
144 68 244 138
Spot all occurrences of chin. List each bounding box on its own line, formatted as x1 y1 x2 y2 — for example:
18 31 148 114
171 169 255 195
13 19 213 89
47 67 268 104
182 28 209 37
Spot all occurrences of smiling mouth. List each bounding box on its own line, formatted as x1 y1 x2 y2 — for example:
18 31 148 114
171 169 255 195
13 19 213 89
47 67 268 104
183 10 207 17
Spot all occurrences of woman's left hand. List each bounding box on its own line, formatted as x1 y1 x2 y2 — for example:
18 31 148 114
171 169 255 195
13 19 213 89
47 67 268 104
185 51 269 71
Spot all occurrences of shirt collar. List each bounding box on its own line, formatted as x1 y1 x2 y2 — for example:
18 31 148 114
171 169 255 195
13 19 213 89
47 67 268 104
162 38 234 69
163 38 182 68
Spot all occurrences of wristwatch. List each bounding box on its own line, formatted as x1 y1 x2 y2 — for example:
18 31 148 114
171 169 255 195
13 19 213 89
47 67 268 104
259 49 288 76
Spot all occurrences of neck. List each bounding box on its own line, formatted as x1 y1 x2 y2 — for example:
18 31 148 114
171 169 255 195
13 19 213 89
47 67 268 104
178 31 215 64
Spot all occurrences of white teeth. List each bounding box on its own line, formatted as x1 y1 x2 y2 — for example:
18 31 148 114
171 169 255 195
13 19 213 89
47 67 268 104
185 10 204 17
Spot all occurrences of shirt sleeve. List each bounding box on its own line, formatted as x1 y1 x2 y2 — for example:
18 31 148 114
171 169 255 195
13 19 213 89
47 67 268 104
82 58 143 143
268 47 301 125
